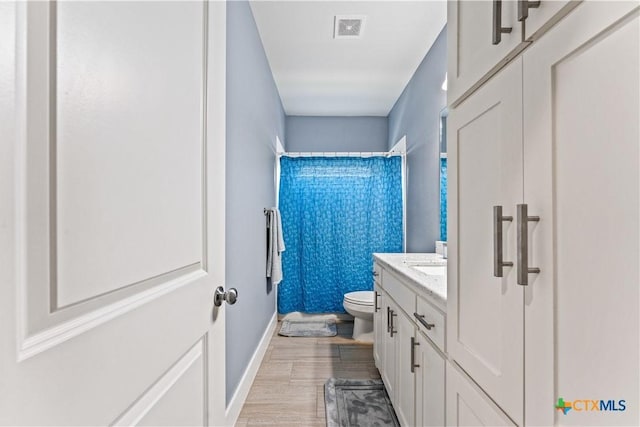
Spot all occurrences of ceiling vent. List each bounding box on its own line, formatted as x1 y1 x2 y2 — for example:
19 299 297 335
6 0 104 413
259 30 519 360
334 15 366 39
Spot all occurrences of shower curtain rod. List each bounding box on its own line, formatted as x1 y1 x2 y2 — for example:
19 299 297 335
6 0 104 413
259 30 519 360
277 151 404 158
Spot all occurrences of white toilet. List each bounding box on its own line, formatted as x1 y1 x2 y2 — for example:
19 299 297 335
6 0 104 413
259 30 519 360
343 291 375 342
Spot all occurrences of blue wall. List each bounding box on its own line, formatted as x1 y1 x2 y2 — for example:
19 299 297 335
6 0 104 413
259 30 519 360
388 27 447 252
286 116 388 152
226 1 285 404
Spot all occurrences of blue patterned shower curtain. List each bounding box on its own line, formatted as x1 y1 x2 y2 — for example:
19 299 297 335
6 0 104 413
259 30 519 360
278 156 403 313
440 157 447 241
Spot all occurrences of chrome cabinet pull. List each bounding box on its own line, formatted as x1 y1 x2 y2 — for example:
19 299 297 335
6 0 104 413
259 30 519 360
517 204 540 285
390 310 397 337
492 0 513 45
410 337 420 373
386 306 391 332
374 291 380 312
493 205 514 277
518 0 541 21
414 312 435 330
372 270 379 277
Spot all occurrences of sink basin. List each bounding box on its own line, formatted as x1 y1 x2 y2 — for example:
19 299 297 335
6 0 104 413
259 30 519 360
410 264 446 276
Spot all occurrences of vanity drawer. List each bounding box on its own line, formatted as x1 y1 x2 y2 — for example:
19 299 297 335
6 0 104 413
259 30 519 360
415 296 446 352
373 263 383 285
382 270 415 317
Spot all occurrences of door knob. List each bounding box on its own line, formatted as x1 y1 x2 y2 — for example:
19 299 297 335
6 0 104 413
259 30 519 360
214 286 238 307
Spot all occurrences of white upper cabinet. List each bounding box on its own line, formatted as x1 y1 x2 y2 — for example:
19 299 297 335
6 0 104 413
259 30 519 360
521 0 579 40
448 0 582 105
447 0 527 105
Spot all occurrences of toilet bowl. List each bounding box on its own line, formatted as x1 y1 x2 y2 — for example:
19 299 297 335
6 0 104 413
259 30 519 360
343 291 375 342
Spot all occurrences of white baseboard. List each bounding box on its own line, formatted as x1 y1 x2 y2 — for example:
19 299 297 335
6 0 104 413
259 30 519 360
225 311 277 426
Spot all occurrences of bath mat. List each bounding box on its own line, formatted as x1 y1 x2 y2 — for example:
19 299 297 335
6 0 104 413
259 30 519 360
325 378 399 427
278 319 337 337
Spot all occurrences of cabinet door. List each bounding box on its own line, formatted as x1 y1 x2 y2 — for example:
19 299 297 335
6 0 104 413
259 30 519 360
522 0 579 41
446 362 515 426
447 57 524 425
394 312 416 427
415 333 445 427
382 299 397 402
448 0 527 105
373 284 385 367
523 3 639 426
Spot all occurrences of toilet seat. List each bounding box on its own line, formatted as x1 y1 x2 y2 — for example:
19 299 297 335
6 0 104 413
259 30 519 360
344 291 374 306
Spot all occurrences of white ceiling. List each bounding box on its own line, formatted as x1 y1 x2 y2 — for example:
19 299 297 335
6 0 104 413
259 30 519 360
249 1 447 117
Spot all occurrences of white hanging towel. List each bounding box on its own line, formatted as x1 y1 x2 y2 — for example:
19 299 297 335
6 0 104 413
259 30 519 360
266 207 286 284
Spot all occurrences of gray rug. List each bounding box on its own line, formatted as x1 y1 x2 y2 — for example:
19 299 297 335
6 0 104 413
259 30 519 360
278 319 337 337
325 378 400 427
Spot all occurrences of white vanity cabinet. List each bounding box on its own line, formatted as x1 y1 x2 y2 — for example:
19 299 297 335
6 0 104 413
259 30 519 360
448 2 639 426
373 256 447 427
394 308 416 427
413 296 446 426
382 297 398 403
414 331 445 427
374 275 415 424
372 283 385 367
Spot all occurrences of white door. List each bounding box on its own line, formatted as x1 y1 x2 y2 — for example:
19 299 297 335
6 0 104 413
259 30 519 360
523 3 639 426
0 2 228 425
447 57 523 425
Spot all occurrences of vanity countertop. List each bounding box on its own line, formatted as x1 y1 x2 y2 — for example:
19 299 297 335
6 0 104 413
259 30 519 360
373 253 447 312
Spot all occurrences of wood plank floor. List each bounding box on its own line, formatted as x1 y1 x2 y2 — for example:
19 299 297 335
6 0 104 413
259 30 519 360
236 321 381 427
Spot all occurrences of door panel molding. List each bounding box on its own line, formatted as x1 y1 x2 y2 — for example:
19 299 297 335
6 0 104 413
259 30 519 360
19 269 208 362
16 1 211 360
52 263 203 312
111 335 208 426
